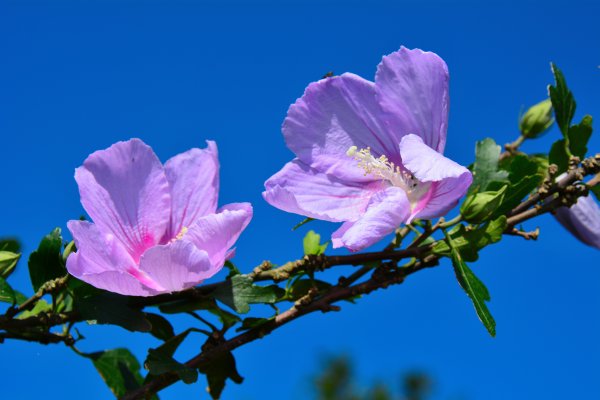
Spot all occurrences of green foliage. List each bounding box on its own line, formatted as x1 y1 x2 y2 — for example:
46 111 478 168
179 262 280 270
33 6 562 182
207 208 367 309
213 275 284 314
236 316 274 332
145 330 199 384
0 277 26 305
591 183 600 201
198 350 244 399
445 231 496 337
469 138 509 194
489 155 544 215
28 228 66 292
568 115 593 159
74 289 151 332
145 313 175 341
159 297 241 331
0 239 21 279
90 348 146 398
549 63 576 137
17 299 51 319
460 186 507 223
304 230 329 256
549 116 593 173
519 98 554 139
288 278 332 300
433 217 506 262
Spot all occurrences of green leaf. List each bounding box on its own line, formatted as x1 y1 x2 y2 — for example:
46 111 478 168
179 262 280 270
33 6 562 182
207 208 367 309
288 278 332 300
590 183 600 202
433 216 507 262
549 63 576 137
75 291 151 332
145 329 199 384
519 98 554 139
90 348 145 398
549 139 569 173
0 277 21 304
0 251 20 279
292 217 315 231
224 260 241 278
28 228 66 292
213 275 285 314
568 115 593 159
17 299 51 319
470 138 509 194
236 316 274 332
489 156 544 216
445 232 496 337
0 238 20 253
198 351 244 399
460 186 507 223
145 313 175 341
303 230 328 256
159 298 241 331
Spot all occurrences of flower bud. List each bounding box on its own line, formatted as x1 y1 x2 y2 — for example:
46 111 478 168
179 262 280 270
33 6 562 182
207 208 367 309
519 99 554 139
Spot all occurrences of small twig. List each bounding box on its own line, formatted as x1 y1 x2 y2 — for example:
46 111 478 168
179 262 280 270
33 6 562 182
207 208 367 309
506 227 540 240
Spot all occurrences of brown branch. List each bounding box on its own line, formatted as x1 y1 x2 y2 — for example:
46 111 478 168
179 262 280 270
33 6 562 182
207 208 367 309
120 256 439 400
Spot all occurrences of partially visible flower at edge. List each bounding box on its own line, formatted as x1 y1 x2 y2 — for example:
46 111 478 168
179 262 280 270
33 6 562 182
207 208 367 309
67 139 253 296
263 46 472 251
554 193 600 249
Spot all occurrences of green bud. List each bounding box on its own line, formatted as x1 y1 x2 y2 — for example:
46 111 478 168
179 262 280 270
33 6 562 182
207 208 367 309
460 185 507 223
0 251 20 279
519 98 554 139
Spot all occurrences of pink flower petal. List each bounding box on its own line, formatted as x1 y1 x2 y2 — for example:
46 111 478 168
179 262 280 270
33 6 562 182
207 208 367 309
399 134 472 220
555 195 600 249
263 159 385 222
283 73 401 182
66 220 159 296
75 139 171 261
138 240 215 292
332 186 411 251
375 47 449 153
164 141 219 239
185 202 253 267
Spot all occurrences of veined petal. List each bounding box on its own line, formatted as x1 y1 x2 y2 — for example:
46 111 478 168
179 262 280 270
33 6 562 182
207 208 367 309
75 139 171 261
375 47 449 152
283 73 400 182
164 141 219 238
185 203 253 267
263 159 384 222
399 134 472 220
331 186 411 251
555 195 600 249
66 220 159 296
138 240 215 293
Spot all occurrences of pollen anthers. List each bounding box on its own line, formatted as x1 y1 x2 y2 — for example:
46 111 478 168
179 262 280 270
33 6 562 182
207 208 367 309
346 145 418 191
170 226 189 243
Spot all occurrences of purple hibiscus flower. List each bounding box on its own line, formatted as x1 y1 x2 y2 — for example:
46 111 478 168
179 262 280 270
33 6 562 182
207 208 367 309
554 194 600 249
263 47 472 251
67 139 253 296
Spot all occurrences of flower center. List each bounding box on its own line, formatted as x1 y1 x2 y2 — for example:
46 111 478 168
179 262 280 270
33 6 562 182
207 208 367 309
169 226 188 243
347 146 430 206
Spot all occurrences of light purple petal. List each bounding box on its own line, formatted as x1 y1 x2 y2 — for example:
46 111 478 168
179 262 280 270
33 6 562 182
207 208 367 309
283 73 400 182
185 203 253 267
66 220 159 296
331 186 411 251
75 139 171 262
554 195 600 249
138 240 215 292
375 47 449 152
399 134 472 220
263 159 385 222
164 141 219 238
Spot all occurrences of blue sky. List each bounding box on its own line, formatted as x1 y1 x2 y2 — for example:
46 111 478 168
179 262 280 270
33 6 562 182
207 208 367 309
1 0 599 399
